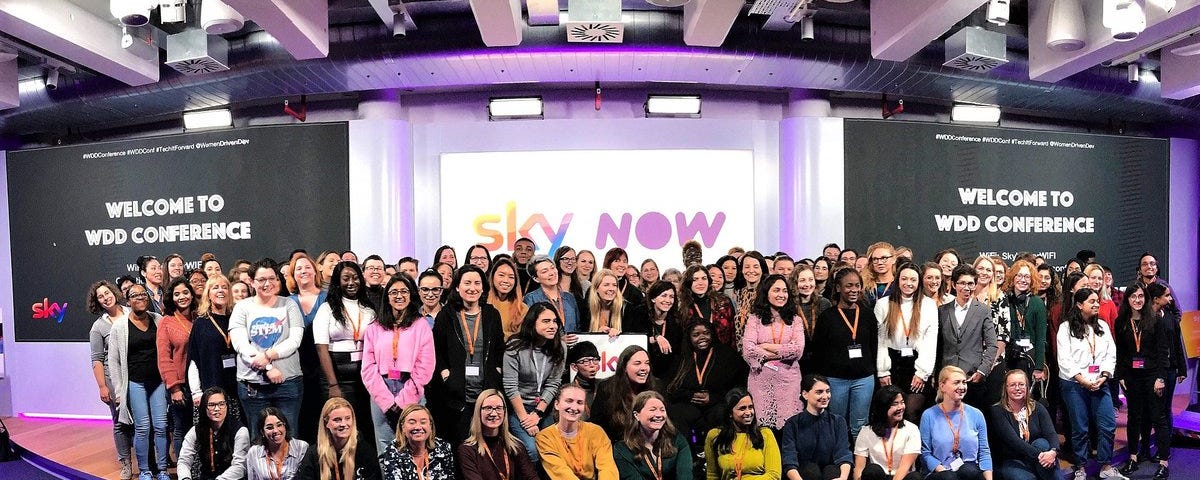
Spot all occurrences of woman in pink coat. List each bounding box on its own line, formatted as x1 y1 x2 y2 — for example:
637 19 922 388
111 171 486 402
361 274 435 452
742 273 807 429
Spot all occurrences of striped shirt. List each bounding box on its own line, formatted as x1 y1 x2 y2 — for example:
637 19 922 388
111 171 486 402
246 439 308 480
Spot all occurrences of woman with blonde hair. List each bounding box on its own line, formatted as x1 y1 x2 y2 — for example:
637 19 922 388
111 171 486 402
297 397 380 480
587 269 627 337
972 257 1001 307
861 242 897 308
187 275 243 424
380 404 455 480
576 250 598 292
458 389 539 480
919 366 992 480
987 370 1057 480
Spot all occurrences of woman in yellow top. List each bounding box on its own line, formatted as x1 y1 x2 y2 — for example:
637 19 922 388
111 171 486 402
536 384 619 480
705 388 782 480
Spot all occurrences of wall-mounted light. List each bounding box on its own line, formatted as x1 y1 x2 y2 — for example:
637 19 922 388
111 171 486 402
645 95 701 118
951 104 1001 124
488 97 543 120
183 108 233 129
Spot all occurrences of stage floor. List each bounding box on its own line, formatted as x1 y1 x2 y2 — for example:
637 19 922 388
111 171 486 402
3 396 1199 479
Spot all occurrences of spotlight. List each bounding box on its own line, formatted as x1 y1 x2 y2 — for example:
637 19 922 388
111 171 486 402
44 68 59 90
1047 0 1086 52
110 0 153 27
1104 0 1145 41
800 16 814 41
393 12 407 38
1128 63 1140 83
645 95 701 118
183 109 233 130
201 0 245 35
488 97 543 120
951 104 1000 124
987 0 1010 26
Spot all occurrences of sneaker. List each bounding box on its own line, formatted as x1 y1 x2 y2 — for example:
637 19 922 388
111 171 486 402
1099 467 1130 480
1069 467 1087 480
156 472 171 480
137 472 152 480
120 460 133 480
1153 465 1170 480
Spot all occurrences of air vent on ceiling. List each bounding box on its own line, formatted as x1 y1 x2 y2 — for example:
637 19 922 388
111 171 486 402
944 26 1008 73
566 23 624 42
166 29 230 75
567 0 624 43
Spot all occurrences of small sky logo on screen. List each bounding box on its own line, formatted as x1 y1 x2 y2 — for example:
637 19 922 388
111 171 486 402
31 298 69 323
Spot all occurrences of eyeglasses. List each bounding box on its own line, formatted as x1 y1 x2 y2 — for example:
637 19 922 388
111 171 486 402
469 256 489 262
206 401 228 410
870 255 893 263
480 405 505 413
574 357 600 365
418 287 443 295
255 277 278 284
560 256 577 263
1014 273 1032 280
127 292 150 300
364 266 385 272
387 289 410 298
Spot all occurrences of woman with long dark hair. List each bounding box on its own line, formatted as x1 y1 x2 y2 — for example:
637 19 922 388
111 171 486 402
1142 282 1185 479
641 281 684 374
853 385 921 480
434 245 458 270
487 257 528 338
108 283 169 480
466 244 492 272
88 280 135 479
246 406 309 480
164 254 186 286
297 397 381 480
732 252 768 351
1057 288 1123 480
791 264 832 344
741 273 806 430
592 345 666 441
704 388 781 480
556 246 587 309
176 387 249 480
160 276 197 459
813 257 833 301
138 255 165 313
665 320 747 453
432 265 505 443
874 263 938 423
812 267 879 440
313 261 377 444
679 265 735 349
503 302 566 461
613 391 692 480
362 274 436 452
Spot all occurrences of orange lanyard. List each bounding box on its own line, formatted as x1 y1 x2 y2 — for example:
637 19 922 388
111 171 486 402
208 432 216 471
694 349 713 384
333 461 343 480
800 304 815 336
881 427 897 473
346 304 364 342
483 443 510 480
459 310 483 357
838 307 860 342
940 404 964 452
414 452 429 480
643 449 663 480
268 441 289 480
1086 329 1097 363
555 430 588 477
732 435 748 479
1130 319 1142 353
548 295 565 322
770 320 786 344
209 316 230 349
899 301 913 339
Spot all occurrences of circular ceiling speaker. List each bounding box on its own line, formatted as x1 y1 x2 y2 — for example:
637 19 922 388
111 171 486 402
645 0 692 7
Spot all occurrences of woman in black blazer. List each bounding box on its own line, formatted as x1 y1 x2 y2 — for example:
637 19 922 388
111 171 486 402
431 265 505 443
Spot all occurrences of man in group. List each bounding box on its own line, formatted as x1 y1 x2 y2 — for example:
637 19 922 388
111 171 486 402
361 255 388 308
822 243 841 264
937 264 997 408
838 249 858 268
513 237 536 293
397 257 419 281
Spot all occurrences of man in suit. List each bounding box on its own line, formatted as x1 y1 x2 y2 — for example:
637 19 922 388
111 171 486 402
938 264 997 408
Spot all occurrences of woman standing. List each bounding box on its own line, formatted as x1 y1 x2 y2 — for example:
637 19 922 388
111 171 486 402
318 251 342 287
139 256 166 314
921 262 952 307
586 269 627 337
487 257 528 338
379 405 455 480
229 261 306 437
434 245 458 270
792 264 832 342
187 276 243 425
362 274 436 452
813 257 833 301
604 248 645 306
432 265 505 443
108 283 170 480
176 387 250 480
524 255 580 336
704 388 781 480
1057 288 1124 480
811 268 879 440
313 261 377 444
159 277 197 460
861 242 897 308
503 303 567 461
972 257 999 307
459 390 540 480
165 254 186 285
298 397 381 480
666 320 747 451
1144 282 1185 479
679 265 735 348
245 407 308 480
89 281 135 479
741 273 806 430
613 391 693 480
289 254 326 443
640 259 662 293
987 370 1057 480
642 281 684 374
853 385 921 480
919 366 992 480
417 270 445 328
466 244 493 272
998 260 1048 384
557 246 587 308
874 263 938 423
592 346 666 441
732 252 768 351
935 250 961 280
578 250 599 292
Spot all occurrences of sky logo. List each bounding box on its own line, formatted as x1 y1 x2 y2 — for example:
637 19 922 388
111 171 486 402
31 298 69 323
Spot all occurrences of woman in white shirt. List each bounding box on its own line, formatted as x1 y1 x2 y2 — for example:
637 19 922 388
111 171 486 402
875 262 939 422
313 261 378 444
854 385 921 480
1056 288 1125 480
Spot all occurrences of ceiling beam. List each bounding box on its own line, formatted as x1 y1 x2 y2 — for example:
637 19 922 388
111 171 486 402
222 0 328 60
1029 0 1200 83
0 59 15 110
683 0 742 47
0 0 159 86
870 0 988 61
468 0 523 47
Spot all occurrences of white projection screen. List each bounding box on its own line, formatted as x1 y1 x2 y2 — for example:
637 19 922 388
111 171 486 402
439 149 755 267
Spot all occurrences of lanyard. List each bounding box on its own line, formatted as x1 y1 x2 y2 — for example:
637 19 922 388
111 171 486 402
694 349 713 384
555 430 588 477
482 443 510 480
346 303 364 342
209 316 230 349
1014 408 1029 441
532 351 548 393
693 304 705 321
882 427 897 473
392 327 403 367
643 449 663 480
459 310 483 358
657 318 668 337
732 435 747 480
209 432 216 471
798 304 813 336
1130 318 1142 353
548 294 565 322
939 404 964 453
1086 328 1097 364
838 307 860 342
770 319 787 344
898 299 914 340
268 441 289 480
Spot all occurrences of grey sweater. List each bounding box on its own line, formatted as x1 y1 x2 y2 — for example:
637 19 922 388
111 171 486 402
228 296 305 383
502 346 565 409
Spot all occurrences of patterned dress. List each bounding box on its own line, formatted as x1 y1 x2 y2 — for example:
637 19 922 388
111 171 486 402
379 438 455 480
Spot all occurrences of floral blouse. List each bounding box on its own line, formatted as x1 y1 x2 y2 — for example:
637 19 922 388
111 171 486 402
379 438 455 480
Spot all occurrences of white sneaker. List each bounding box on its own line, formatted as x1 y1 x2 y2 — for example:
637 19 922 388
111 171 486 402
1069 467 1087 480
1100 468 1129 480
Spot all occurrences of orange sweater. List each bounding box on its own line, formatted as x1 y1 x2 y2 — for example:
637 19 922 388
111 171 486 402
156 313 193 393
535 422 617 480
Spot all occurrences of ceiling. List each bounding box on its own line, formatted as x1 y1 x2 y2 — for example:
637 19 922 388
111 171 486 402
0 0 1199 141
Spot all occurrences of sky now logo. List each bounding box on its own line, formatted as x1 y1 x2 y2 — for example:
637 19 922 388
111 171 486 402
31 298 68 323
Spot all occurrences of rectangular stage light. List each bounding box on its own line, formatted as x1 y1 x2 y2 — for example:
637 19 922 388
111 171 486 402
487 97 543 120
645 95 701 118
183 108 233 129
951 103 1001 124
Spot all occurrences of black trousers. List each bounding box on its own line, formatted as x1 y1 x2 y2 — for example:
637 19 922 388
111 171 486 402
1125 375 1162 459
926 462 984 480
861 463 922 480
795 462 844 480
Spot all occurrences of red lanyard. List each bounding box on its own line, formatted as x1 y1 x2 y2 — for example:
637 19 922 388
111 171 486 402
694 349 713 384
940 404 964 452
881 427 897 473
459 310 482 357
838 307 860 342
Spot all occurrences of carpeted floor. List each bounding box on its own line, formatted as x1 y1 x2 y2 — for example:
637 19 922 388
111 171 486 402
0 458 64 480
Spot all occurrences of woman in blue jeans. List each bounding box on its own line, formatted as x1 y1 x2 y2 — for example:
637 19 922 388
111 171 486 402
810 268 879 440
107 283 170 480
502 302 565 461
987 369 1057 480
1056 288 1126 480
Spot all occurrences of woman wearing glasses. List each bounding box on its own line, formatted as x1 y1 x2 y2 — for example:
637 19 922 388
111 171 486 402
362 274 436 452
229 261 306 439
177 387 250 480
417 270 445 328
556 247 587 311
861 242 896 309
466 244 492 272
459 389 540 480
108 283 170 480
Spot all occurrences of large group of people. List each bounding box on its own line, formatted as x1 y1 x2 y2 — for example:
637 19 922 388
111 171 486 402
85 241 1186 480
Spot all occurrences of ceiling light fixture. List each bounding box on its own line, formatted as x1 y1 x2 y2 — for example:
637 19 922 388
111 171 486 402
645 95 701 118
1047 0 1087 52
183 109 233 129
987 0 1010 26
1104 0 1146 41
800 16 815 41
201 0 245 35
488 97 544 120
951 104 1001 124
110 0 154 27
